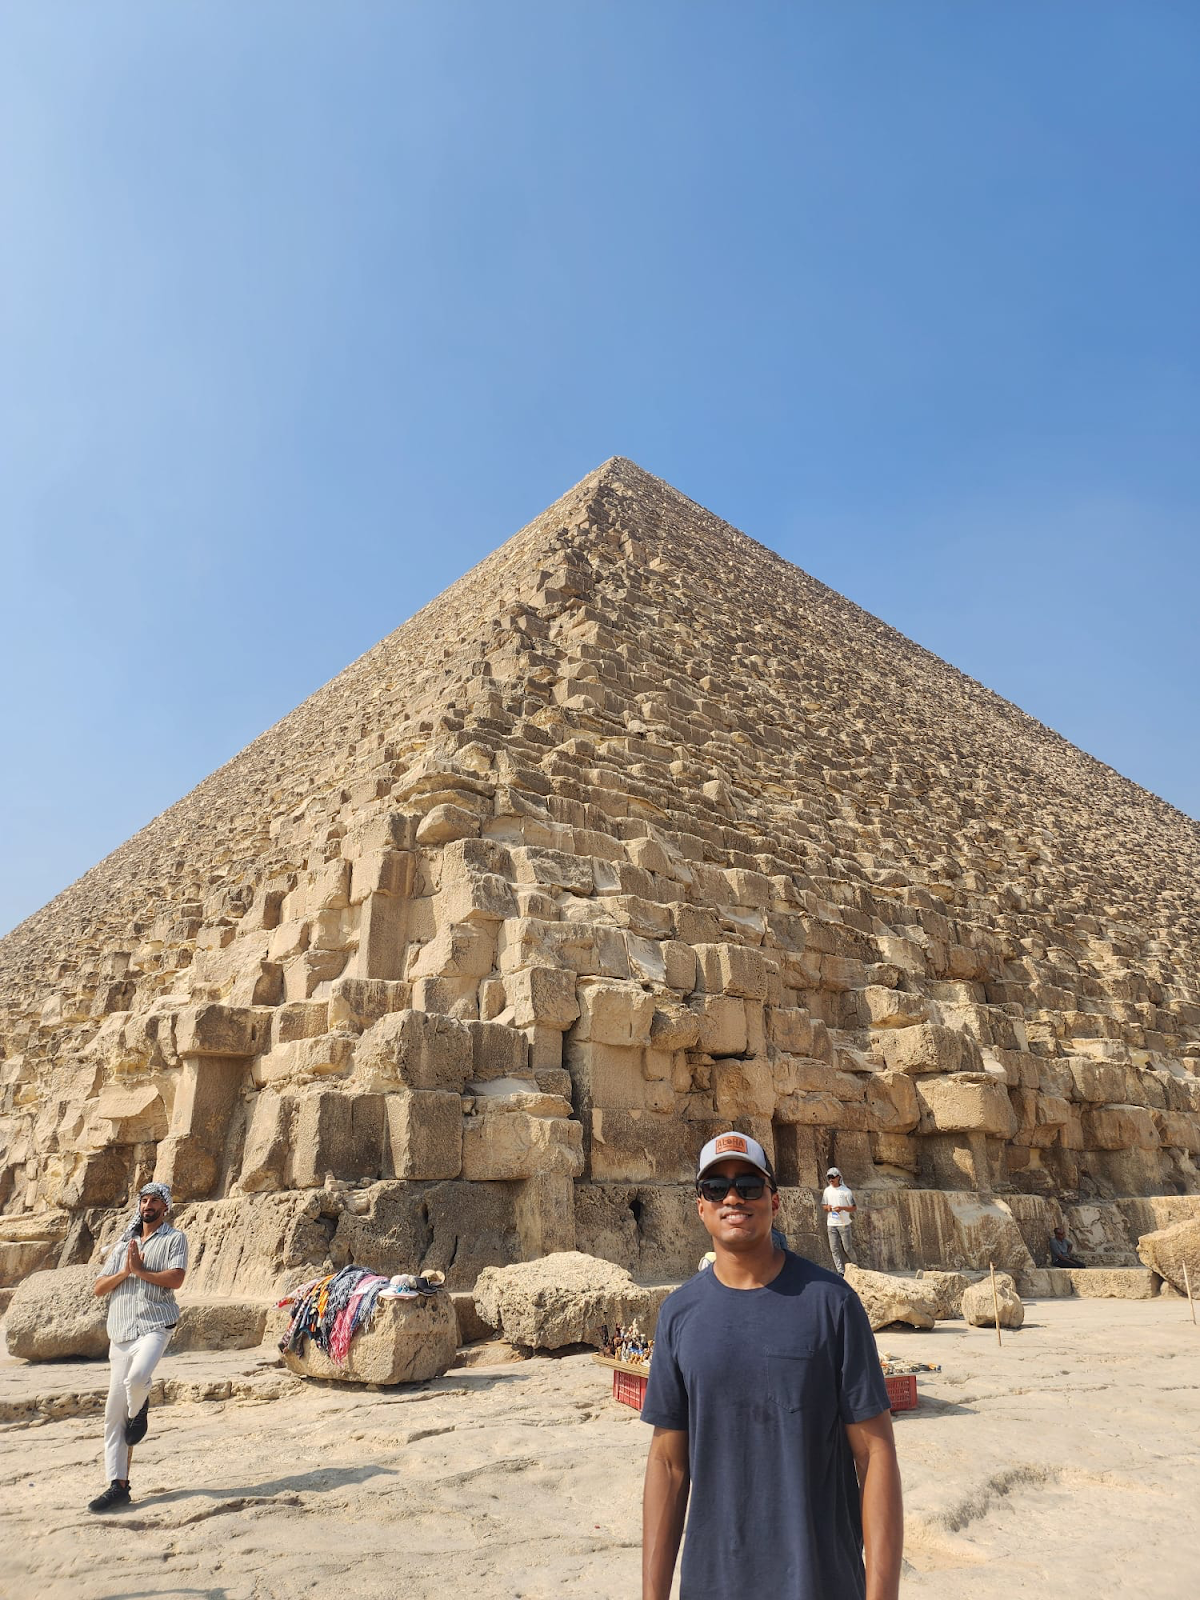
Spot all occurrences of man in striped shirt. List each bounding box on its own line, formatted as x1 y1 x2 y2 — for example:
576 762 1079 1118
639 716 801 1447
88 1181 188 1513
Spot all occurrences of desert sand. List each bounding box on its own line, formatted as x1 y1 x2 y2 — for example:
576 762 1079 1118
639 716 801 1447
1 1297 1197 1600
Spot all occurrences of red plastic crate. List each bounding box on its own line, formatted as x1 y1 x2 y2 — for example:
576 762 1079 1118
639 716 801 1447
885 1373 918 1412
613 1368 648 1409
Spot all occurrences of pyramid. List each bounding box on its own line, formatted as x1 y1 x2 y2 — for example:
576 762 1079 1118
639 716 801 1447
2 457 1198 1297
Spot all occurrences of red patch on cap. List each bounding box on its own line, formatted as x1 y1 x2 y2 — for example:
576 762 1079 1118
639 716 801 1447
714 1134 748 1155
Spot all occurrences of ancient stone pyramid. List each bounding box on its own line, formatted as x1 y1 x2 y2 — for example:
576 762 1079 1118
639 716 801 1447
2 457 1198 1294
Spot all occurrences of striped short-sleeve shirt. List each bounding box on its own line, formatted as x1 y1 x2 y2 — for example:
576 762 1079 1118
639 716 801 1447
100 1224 188 1343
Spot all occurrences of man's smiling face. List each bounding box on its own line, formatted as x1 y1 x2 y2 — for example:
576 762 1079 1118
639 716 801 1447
139 1191 167 1229
696 1158 779 1253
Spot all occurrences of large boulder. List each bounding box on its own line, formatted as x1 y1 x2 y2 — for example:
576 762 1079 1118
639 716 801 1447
473 1250 670 1350
5 1265 109 1359
961 1271 1024 1329
171 1298 270 1351
280 1293 459 1384
843 1266 940 1331
916 1269 971 1319
1136 1217 1200 1296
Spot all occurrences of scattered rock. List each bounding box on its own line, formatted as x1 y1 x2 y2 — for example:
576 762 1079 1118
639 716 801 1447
473 1251 669 1350
280 1293 459 1384
843 1266 941 1330
916 1269 971 1318
961 1272 1024 1329
5 1265 108 1359
1136 1218 1200 1297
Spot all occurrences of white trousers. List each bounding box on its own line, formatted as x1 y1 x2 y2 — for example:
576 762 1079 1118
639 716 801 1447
104 1326 172 1482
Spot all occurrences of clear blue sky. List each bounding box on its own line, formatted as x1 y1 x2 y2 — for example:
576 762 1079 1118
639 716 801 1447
1 2 1197 937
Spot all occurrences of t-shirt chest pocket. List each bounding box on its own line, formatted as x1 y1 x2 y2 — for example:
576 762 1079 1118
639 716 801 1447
765 1345 817 1413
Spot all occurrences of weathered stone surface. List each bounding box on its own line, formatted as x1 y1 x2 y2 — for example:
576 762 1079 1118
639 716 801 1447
961 1271 1025 1329
1136 1217 1200 1296
171 1298 270 1351
280 1292 459 1383
844 1264 940 1330
473 1250 670 1350
1064 1267 1158 1300
6 1266 108 1359
916 1269 971 1318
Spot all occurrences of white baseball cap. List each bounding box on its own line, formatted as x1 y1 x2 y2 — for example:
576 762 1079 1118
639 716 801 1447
696 1131 775 1184
826 1167 841 1177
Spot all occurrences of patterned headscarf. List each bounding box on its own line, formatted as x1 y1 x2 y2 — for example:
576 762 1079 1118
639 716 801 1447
118 1181 173 1243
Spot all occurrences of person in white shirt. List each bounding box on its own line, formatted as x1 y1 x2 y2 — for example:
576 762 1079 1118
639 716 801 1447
822 1166 858 1276
88 1182 188 1513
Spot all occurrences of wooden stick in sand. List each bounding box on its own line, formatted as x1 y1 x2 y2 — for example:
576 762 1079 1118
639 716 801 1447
989 1261 1003 1348
1185 1261 1197 1326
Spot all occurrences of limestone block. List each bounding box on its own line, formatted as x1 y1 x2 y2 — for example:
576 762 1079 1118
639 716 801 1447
1081 1104 1159 1151
1065 1267 1158 1299
282 1292 459 1384
176 1004 265 1058
663 940 698 992
773 1091 847 1128
5 1265 109 1359
649 1004 702 1052
710 1058 775 1120
843 1265 939 1330
290 1091 385 1186
506 966 580 1030
693 995 747 1057
473 1250 670 1350
239 1092 294 1192
915 1075 1017 1138
349 849 414 904
768 1007 818 1055
568 1040 646 1109
871 1132 920 1174
95 1084 169 1143
325 977 411 1031
354 1009 473 1092
575 979 655 1048
879 1023 984 1076
626 933 668 985
915 1269 971 1318
275 1002 330 1042
587 1108 707 1183
385 1089 462 1179
510 844 594 895
409 920 496 981
691 943 768 1001
171 1297 270 1351
465 1019 529 1080
1136 1216 1200 1294
865 1069 920 1133
1067 1057 1129 1104
416 803 482 846
861 987 929 1029
59 1148 133 1210
460 1102 583 1180
961 1272 1024 1329
1154 1110 1200 1154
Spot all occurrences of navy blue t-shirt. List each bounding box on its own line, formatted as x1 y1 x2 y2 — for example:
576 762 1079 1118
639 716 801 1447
641 1251 890 1600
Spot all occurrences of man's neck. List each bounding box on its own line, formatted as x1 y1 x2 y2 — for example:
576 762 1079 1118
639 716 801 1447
711 1240 785 1290
140 1218 166 1241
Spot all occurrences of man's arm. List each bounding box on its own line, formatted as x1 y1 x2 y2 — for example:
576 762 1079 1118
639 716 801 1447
94 1241 131 1298
127 1238 186 1291
642 1426 690 1600
846 1410 903 1600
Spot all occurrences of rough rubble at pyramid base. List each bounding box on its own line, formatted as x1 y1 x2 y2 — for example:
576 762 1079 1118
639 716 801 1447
1 460 1198 1306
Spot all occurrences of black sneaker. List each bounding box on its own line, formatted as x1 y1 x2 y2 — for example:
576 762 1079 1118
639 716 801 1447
124 1398 149 1446
89 1481 131 1513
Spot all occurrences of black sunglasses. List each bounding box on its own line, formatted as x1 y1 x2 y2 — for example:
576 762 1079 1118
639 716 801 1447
697 1173 770 1203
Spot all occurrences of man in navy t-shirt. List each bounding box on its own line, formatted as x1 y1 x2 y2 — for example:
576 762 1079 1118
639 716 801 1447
641 1131 903 1600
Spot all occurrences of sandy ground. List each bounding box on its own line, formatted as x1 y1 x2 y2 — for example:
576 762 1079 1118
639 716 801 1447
1 1297 1197 1600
